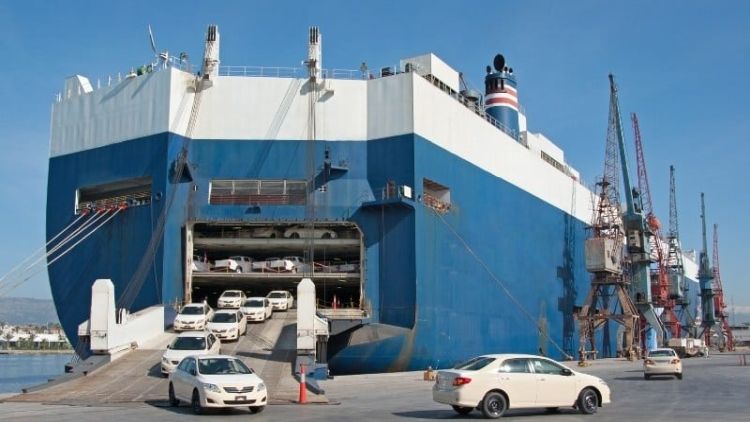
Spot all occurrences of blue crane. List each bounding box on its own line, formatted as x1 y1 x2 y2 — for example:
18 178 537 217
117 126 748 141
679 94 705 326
607 74 665 350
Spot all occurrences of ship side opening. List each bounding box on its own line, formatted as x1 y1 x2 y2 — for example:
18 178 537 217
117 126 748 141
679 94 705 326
185 221 364 313
75 176 152 213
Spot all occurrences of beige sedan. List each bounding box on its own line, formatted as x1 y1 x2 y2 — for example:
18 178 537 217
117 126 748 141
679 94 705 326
433 354 611 418
644 348 683 380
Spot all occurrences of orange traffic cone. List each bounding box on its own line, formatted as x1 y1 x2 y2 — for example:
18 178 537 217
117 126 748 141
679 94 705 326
298 364 307 404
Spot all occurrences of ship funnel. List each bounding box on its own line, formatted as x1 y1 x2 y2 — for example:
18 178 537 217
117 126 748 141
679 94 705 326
307 26 323 80
484 53 520 140
201 24 220 80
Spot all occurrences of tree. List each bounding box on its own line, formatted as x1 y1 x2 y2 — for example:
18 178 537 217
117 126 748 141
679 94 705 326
2 332 12 350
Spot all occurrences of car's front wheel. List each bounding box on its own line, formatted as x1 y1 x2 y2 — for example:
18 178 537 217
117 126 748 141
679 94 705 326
191 389 203 415
249 405 265 414
168 383 179 407
451 405 473 415
577 388 598 415
481 391 507 419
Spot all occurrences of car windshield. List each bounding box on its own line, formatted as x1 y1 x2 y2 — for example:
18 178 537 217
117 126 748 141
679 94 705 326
649 350 676 357
245 300 264 307
211 313 237 323
222 291 241 297
454 356 496 370
180 306 203 315
171 336 206 350
229 256 243 260
198 358 252 375
268 292 285 298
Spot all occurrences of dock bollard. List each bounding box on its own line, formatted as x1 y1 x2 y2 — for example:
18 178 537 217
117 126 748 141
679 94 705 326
298 364 307 404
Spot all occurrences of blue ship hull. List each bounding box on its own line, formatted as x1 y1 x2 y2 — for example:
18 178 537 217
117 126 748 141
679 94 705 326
48 132 626 372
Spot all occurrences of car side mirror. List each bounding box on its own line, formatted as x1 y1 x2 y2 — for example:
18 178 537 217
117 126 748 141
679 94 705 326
561 368 573 376
166 345 170 349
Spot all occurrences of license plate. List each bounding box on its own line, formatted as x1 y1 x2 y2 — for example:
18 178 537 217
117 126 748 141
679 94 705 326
236 395 246 401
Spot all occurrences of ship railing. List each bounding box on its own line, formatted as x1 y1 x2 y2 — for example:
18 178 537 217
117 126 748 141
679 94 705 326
56 57 192 102
417 73 527 147
218 66 364 80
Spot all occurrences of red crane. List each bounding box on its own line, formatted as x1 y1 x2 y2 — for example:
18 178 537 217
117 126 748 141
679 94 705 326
631 113 681 339
712 224 734 351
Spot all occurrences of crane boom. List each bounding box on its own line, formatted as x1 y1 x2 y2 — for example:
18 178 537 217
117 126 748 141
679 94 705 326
632 113 679 338
698 193 716 344
608 75 664 349
712 224 734 351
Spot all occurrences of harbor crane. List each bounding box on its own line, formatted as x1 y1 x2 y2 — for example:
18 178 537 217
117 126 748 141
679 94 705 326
577 74 641 362
606 75 665 351
697 193 717 345
666 166 696 336
712 224 734 351
631 113 680 339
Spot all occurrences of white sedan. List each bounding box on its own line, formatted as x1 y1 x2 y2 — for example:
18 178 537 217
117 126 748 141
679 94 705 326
433 354 611 418
173 303 214 332
266 290 294 311
207 310 247 341
644 348 683 380
217 290 246 309
283 226 337 239
240 297 273 322
168 355 267 414
161 331 221 375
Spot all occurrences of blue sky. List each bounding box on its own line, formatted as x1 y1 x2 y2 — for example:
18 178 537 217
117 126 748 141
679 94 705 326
0 1 748 317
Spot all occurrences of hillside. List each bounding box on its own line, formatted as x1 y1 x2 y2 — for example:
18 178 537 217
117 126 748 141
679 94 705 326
0 297 59 325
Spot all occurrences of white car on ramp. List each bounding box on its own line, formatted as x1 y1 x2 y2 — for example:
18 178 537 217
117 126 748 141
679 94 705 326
207 310 247 341
168 355 267 414
433 354 611 418
161 331 221 375
173 303 214 332
266 290 294 311
240 297 273 322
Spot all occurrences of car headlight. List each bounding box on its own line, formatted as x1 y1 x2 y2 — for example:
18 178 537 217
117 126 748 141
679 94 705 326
202 383 222 393
257 383 266 392
162 357 169 364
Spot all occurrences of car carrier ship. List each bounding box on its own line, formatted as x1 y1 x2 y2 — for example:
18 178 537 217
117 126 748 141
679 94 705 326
46 25 700 374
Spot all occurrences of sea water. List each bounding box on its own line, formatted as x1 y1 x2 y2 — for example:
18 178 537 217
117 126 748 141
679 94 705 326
0 353 72 393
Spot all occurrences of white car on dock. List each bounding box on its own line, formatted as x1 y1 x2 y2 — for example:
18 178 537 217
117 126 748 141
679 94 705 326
240 297 273 322
207 310 247 341
168 355 267 415
173 303 215 332
161 331 221 375
643 348 683 380
433 354 611 418
266 290 294 311
217 290 246 309
214 256 253 273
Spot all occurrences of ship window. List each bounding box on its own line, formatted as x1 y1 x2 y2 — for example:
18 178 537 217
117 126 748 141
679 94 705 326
75 177 152 214
422 178 451 213
209 179 307 206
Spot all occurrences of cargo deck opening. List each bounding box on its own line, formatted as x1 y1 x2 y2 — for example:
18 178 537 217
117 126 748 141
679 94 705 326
184 222 364 312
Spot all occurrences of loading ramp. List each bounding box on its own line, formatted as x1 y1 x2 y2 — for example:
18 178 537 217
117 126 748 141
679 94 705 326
3 310 326 406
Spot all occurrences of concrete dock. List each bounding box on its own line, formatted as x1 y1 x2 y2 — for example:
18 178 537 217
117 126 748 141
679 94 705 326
2 348 749 421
